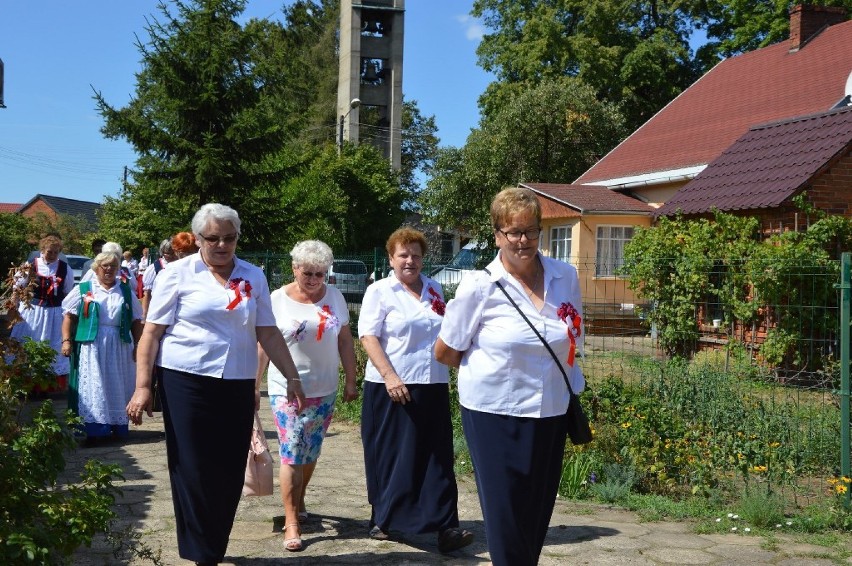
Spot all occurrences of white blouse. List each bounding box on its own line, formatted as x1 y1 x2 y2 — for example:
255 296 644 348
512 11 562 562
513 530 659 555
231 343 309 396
17 256 75 296
146 254 275 380
266 285 349 398
358 272 449 385
439 253 586 418
62 279 143 324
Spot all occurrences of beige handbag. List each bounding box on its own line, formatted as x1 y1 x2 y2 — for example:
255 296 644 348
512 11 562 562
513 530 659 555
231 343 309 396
243 411 274 496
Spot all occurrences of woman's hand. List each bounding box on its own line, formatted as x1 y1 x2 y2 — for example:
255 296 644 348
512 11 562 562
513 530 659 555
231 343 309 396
384 373 410 405
287 379 306 412
60 340 72 358
126 386 153 425
343 380 359 402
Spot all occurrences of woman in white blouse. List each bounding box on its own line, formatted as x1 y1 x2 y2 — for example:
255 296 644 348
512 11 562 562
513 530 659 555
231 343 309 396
10 234 75 393
60 251 143 440
436 186 586 566
358 227 473 554
256 240 358 552
126 203 304 566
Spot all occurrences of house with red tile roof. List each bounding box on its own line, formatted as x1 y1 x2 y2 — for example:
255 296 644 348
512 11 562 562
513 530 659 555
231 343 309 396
575 5 851 212
655 106 852 231
521 182 655 325
0 203 21 213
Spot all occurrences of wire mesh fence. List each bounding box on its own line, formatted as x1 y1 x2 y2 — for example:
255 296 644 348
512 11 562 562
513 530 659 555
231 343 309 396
242 248 848 505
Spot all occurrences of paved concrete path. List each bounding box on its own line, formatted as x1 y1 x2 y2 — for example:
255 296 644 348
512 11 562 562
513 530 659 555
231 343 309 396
66 400 848 565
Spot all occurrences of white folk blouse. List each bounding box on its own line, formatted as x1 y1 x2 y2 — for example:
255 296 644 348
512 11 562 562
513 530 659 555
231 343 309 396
146 254 275 380
439 253 586 418
358 272 449 385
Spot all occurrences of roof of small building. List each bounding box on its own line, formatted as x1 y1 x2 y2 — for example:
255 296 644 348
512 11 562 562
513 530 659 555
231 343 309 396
19 194 101 225
575 18 852 186
655 106 852 217
0 203 21 213
522 183 655 216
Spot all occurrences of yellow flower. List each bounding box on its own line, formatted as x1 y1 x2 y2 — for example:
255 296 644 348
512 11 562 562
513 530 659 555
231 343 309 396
841 477 852 485
770 442 780 448
836 484 848 494
751 465 767 473
621 422 632 429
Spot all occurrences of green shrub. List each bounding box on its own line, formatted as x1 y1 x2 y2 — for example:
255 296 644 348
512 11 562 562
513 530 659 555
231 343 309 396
0 337 124 564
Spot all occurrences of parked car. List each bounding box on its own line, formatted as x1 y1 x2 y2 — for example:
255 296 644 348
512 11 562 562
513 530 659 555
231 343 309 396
328 259 369 302
26 251 89 284
430 242 487 287
64 255 92 284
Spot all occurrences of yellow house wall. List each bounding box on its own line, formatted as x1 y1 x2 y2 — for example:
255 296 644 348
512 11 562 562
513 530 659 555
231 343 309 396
540 214 652 307
624 180 687 208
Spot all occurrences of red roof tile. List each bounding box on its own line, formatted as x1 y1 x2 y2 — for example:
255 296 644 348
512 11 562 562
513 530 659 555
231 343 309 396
655 106 852 216
575 19 852 186
522 183 655 215
0 203 21 213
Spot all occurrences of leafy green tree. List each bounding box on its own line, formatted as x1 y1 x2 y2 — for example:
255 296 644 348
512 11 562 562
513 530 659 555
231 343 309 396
400 100 440 206
472 0 702 130
420 77 625 244
0 214 33 272
94 0 296 248
95 0 433 251
699 0 852 59
282 144 406 251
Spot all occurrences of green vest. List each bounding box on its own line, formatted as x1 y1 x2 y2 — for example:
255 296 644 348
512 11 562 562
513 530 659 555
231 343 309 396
74 280 133 344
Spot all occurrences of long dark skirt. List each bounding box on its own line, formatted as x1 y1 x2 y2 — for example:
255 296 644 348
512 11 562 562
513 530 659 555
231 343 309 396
160 367 255 563
361 381 460 534
462 407 568 566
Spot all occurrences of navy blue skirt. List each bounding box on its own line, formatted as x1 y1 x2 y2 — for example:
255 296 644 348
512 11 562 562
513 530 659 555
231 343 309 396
160 367 255 563
361 381 460 534
462 407 568 566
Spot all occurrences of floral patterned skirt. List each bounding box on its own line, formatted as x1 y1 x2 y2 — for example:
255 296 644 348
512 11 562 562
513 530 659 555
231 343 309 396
269 392 336 465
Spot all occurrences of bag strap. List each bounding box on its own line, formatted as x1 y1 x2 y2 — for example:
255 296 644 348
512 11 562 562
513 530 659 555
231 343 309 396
484 267 575 396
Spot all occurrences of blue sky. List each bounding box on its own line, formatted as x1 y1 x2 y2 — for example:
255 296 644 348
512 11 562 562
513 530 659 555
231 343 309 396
0 1 492 205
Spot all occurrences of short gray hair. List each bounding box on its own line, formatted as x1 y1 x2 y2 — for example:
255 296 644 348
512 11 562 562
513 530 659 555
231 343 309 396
290 240 333 270
102 242 123 257
92 251 120 270
159 238 173 255
191 203 241 236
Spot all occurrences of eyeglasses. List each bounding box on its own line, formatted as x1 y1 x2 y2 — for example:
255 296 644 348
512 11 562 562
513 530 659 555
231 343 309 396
497 227 542 243
199 233 238 245
300 269 327 280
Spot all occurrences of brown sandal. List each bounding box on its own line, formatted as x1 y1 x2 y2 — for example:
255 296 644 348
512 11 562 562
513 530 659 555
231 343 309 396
283 523 303 552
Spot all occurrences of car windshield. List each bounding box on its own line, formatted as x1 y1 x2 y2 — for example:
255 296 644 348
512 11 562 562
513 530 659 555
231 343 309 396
333 262 366 274
66 257 89 269
447 248 478 269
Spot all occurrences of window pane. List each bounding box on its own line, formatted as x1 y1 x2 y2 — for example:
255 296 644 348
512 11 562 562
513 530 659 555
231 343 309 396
549 226 572 262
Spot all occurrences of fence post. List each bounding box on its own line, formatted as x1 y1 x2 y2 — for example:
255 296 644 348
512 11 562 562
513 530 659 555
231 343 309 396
840 252 851 507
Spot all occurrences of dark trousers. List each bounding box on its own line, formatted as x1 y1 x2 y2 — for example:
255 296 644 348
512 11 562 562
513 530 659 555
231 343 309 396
462 407 568 566
160 367 255 563
361 381 460 534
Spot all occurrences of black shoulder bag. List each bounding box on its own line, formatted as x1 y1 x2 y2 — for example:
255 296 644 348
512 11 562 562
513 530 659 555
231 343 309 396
484 268 593 445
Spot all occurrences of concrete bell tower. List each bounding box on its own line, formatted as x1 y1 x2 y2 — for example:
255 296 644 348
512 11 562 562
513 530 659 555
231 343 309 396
337 0 404 170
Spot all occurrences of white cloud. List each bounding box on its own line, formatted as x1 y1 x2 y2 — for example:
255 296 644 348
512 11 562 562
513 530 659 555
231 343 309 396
455 14 485 41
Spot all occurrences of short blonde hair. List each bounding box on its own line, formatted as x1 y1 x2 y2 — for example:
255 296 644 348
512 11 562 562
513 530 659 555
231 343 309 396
92 251 120 270
490 186 541 231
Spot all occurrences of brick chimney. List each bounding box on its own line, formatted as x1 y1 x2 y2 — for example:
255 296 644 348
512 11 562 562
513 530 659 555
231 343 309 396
789 4 847 51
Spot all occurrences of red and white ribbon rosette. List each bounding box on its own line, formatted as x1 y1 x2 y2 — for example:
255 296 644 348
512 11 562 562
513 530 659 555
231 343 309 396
557 302 582 367
316 304 340 340
226 278 252 310
427 287 445 316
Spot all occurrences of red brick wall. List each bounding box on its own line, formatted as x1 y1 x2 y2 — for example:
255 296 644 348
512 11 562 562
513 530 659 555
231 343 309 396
789 5 847 50
19 199 57 221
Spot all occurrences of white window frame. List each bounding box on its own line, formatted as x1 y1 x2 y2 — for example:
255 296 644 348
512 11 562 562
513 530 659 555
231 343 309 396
549 225 572 262
596 225 634 277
